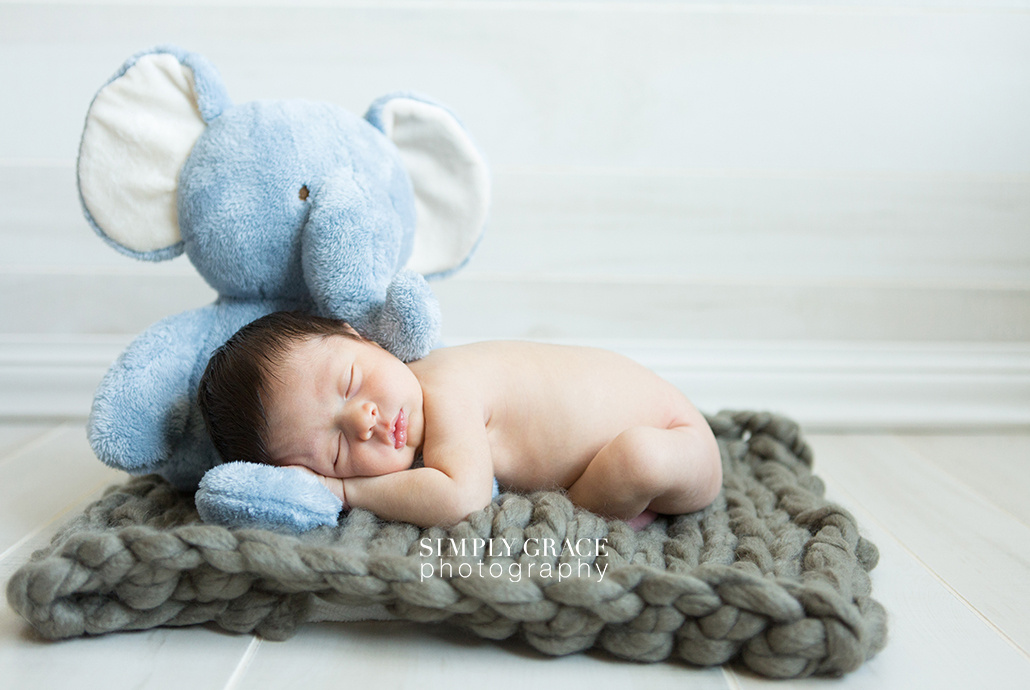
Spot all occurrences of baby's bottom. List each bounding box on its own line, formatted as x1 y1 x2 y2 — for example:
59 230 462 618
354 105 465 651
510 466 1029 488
567 425 722 523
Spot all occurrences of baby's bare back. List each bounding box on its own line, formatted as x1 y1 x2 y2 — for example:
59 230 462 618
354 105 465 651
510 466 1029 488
412 341 700 492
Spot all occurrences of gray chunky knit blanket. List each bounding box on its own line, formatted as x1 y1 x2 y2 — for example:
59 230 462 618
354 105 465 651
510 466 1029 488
6 411 887 678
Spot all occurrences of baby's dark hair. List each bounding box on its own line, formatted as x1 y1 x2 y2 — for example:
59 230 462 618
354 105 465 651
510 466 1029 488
197 310 362 466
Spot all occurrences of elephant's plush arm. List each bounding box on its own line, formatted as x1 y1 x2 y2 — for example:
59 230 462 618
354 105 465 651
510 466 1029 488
195 462 343 530
87 306 217 474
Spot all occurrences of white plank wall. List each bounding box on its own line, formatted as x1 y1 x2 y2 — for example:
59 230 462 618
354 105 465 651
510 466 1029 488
1 0 1028 426
1 1 1029 688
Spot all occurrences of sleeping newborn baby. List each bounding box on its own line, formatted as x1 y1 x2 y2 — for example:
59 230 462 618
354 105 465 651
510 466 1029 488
197 311 722 529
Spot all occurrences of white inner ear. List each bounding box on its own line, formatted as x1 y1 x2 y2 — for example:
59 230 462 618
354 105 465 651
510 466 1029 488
79 53 207 254
380 98 490 276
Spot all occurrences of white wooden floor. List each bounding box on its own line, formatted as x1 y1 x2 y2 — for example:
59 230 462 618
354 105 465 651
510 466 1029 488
1 421 1028 689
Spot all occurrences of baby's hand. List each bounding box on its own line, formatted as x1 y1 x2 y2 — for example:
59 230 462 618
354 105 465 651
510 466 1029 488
285 465 348 510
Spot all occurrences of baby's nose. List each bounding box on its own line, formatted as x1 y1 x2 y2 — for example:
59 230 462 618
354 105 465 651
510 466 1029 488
355 402 378 441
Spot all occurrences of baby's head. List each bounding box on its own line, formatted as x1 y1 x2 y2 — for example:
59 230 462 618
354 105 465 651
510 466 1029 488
198 310 423 478
197 311 363 467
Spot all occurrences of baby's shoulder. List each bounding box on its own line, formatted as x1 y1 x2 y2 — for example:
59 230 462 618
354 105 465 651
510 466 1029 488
414 340 627 377
408 343 489 392
412 341 510 371
409 342 529 398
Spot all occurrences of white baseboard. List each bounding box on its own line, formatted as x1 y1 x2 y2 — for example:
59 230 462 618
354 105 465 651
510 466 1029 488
6 334 1025 430
0 335 130 419
610 340 1030 430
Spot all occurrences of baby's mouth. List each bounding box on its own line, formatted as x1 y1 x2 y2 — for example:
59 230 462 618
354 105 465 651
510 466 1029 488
391 410 407 450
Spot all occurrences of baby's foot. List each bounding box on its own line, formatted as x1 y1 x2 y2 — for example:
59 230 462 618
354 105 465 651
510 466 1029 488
626 509 658 531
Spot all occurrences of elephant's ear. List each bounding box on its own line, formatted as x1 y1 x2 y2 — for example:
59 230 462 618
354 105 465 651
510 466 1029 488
366 94 490 279
78 46 231 261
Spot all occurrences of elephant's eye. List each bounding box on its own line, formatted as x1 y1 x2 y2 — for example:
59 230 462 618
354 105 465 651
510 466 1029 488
298 185 309 201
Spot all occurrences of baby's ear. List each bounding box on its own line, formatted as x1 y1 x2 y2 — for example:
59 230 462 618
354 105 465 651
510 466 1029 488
77 46 232 261
365 93 490 279
340 323 363 339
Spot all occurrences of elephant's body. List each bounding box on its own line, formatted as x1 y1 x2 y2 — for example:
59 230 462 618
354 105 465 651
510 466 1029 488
87 296 311 490
77 45 489 530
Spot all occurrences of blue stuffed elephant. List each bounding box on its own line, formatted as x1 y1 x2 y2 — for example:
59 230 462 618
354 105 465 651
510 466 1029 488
77 46 490 530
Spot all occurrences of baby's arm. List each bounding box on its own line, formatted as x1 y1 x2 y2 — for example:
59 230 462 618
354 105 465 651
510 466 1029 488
567 405 722 520
343 467 491 526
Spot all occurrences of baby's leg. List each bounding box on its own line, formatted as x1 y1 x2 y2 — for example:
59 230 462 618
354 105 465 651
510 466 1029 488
567 424 722 521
